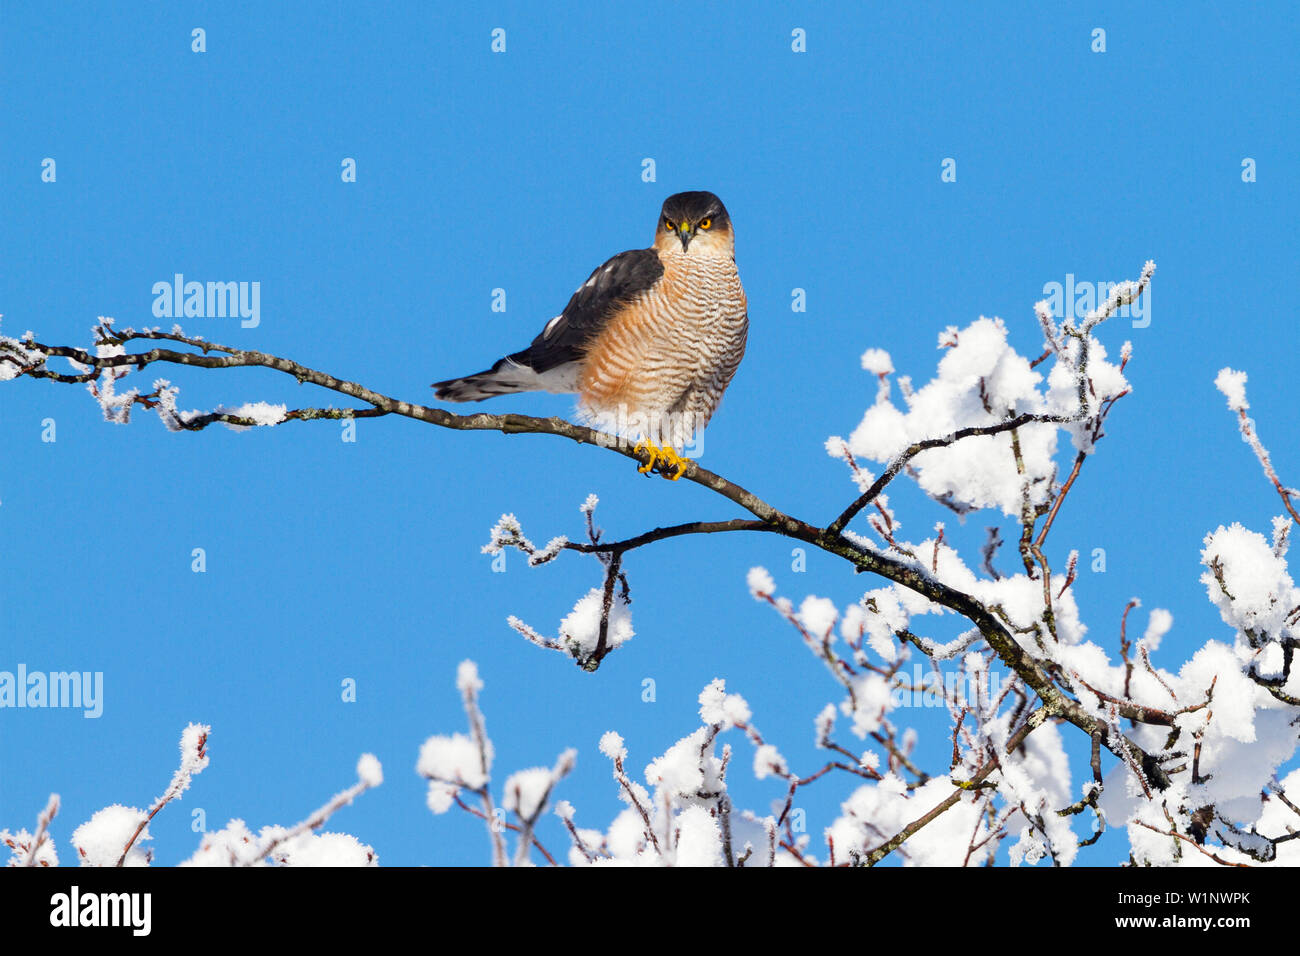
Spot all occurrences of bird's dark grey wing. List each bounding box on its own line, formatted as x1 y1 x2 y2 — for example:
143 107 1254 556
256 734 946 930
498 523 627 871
507 248 665 372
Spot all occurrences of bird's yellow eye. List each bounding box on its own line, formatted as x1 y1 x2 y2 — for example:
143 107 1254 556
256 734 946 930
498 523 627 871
699 218 712 230
664 218 676 231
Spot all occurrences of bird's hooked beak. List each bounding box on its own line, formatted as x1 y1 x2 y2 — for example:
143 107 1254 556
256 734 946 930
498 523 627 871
676 221 694 251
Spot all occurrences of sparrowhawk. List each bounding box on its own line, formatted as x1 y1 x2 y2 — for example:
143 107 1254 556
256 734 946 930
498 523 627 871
432 191 748 480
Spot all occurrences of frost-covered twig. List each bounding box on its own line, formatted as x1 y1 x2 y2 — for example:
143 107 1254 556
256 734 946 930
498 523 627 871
866 708 1045 866
460 663 507 867
20 794 59 868
419 662 567 866
1131 820 1251 868
506 750 577 867
1 321 687 463
1215 368 1300 527
448 793 561 866
492 502 763 670
599 732 661 855
247 754 383 866
117 723 210 867
490 500 644 671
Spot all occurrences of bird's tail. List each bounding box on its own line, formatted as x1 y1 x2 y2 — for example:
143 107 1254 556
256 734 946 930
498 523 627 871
432 357 546 402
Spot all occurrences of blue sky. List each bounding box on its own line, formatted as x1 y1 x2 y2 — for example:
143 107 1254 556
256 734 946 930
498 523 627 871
1 1 1296 866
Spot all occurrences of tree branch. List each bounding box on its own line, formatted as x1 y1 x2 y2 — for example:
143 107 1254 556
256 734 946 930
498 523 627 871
3 308 1172 814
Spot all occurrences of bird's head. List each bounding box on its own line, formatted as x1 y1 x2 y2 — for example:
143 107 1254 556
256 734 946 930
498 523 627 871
654 191 734 257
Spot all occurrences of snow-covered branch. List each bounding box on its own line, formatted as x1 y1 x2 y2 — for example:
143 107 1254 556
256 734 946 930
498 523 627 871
0 723 384 867
2 794 60 867
13 260 1300 865
418 661 570 866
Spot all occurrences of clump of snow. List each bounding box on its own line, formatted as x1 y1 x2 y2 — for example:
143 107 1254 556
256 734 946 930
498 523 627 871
645 728 720 798
1214 368 1249 412
842 318 1059 516
674 806 723 866
417 732 490 796
604 806 649 860
837 311 1130 516
1141 608 1173 651
698 679 751 728
860 348 894 376
599 731 626 761
846 672 894 737
217 401 287 430
1201 523 1299 638
182 819 256 866
72 805 149 866
753 744 788 780
504 767 556 818
260 828 377 866
798 595 839 639
559 588 634 659
456 659 482 695
426 782 459 815
356 754 383 788
746 566 775 597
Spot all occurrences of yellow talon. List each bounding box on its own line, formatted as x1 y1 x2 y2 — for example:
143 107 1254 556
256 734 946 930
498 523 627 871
634 439 659 475
632 440 692 479
632 440 692 480
659 446 690 481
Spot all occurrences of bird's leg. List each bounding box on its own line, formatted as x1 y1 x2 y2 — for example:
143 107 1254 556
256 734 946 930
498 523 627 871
633 439 691 480
633 438 661 475
657 446 691 481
